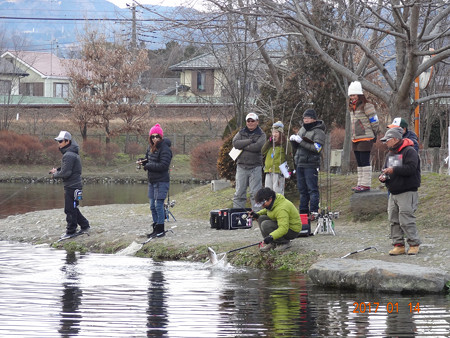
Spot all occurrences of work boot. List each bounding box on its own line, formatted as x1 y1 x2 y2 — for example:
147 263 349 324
389 245 405 256
146 222 157 238
260 243 275 252
407 245 420 255
275 241 292 252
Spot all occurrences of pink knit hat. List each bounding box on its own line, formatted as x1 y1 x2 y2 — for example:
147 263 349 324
149 123 164 138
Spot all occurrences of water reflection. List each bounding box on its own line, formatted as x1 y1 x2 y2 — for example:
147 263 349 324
59 252 83 336
0 242 449 336
146 267 168 336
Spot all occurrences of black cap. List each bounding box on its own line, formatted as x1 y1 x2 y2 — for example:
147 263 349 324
303 109 317 120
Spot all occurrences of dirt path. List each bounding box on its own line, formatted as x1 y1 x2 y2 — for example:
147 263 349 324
1 203 448 274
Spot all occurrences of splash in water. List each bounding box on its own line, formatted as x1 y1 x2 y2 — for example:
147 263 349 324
203 247 229 268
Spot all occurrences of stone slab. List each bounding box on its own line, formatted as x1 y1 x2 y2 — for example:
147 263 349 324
308 258 449 294
350 189 388 220
211 179 231 192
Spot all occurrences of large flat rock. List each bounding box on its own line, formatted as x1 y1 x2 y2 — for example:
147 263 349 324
308 258 449 294
350 189 388 220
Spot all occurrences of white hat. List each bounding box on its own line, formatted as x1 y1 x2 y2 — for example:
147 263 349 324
348 81 363 96
245 112 259 121
54 131 72 141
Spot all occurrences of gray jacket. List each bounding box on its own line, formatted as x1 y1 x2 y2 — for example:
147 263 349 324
232 126 266 169
293 120 326 168
53 140 83 189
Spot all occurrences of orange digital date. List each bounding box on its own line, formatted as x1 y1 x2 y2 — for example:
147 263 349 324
352 302 420 313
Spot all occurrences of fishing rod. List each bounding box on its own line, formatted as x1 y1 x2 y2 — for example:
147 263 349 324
226 241 262 254
341 246 378 258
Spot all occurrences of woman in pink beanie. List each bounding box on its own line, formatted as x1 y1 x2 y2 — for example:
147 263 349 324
137 123 172 238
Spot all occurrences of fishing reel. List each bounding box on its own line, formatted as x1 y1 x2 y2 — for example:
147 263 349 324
164 200 176 209
136 158 148 170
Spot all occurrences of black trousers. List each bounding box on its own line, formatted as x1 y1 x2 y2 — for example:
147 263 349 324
64 187 89 234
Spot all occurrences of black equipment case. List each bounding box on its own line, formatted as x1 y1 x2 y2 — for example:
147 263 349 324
210 208 252 230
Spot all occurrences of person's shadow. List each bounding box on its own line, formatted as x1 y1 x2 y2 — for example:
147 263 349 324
58 251 83 337
146 268 168 337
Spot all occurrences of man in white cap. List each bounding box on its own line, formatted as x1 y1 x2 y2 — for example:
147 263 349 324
50 131 90 239
379 127 421 255
232 112 266 210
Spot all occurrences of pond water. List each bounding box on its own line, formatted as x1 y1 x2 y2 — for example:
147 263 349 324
1 241 449 337
0 182 191 219
0 183 449 336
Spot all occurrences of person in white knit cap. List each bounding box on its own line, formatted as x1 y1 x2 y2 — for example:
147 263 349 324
348 81 380 193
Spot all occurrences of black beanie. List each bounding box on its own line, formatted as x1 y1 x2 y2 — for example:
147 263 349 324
303 109 317 120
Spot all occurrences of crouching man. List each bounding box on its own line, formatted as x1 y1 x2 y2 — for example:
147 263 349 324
379 127 421 255
249 187 302 252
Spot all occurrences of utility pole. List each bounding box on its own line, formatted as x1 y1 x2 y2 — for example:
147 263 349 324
131 1 137 52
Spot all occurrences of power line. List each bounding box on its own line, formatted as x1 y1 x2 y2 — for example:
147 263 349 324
0 16 192 22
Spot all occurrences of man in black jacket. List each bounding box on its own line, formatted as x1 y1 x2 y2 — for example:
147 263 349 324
50 131 89 239
379 127 421 255
289 109 326 219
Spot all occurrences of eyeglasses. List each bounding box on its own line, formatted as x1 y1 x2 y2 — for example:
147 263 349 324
150 135 161 139
246 119 256 123
58 140 65 143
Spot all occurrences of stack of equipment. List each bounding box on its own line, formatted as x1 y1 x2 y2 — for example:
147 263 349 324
210 208 252 230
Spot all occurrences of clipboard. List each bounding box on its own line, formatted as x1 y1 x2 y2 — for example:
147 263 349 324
229 147 243 161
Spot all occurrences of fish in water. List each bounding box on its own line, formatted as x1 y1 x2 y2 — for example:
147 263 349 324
207 247 219 265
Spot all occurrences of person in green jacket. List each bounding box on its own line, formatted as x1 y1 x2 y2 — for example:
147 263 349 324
249 187 302 252
261 121 294 195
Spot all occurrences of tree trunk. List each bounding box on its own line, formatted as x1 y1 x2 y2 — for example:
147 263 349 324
341 110 352 174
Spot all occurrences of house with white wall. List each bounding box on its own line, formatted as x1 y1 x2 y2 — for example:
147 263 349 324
1 51 72 98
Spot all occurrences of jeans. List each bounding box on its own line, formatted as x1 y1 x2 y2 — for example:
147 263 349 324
296 167 319 214
233 165 262 210
64 187 89 234
148 182 170 224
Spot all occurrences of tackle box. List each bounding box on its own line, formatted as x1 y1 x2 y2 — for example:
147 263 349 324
209 208 252 230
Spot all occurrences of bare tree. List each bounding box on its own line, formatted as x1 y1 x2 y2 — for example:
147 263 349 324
66 30 150 143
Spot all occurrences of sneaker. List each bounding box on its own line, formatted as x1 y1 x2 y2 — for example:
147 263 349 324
354 186 370 193
389 245 405 255
260 243 276 252
351 185 360 191
407 245 420 255
275 242 292 251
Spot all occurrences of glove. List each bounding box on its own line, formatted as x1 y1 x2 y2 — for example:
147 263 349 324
249 211 259 220
289 134 302 143
263 235 274 244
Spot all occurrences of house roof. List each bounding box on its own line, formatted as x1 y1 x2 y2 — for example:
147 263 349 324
169 53 220 71
0 58 28 77
1 51 71 78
